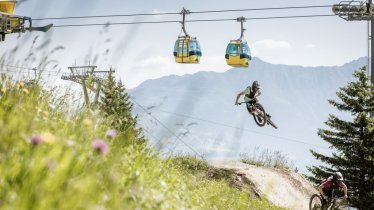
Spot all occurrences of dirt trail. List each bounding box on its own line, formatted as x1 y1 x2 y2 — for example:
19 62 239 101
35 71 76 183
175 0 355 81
211 161 318 210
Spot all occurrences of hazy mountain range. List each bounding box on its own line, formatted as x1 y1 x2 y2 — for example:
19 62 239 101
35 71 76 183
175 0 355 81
129 57 367 173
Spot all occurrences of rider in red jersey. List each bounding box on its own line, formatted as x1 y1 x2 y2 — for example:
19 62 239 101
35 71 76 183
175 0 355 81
318 172 348 204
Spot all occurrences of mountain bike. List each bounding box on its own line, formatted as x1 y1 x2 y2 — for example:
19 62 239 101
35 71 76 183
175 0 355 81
238 100 277 129
309 191 349 210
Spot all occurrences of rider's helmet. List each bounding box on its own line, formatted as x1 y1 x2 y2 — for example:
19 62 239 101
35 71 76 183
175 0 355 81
332 172 344 183
252 81 260 90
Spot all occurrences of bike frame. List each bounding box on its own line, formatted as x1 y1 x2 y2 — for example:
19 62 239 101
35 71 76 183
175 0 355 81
328 190 349 209
238 100 261 113
318 189 349 210
237 99 255 105
238 100 254 108
237 100 277 129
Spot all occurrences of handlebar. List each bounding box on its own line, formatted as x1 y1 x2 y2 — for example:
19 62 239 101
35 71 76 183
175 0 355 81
237 99 254 105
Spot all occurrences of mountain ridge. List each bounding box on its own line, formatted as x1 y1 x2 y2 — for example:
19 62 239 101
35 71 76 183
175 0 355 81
132 57 367 90
129 57 367 173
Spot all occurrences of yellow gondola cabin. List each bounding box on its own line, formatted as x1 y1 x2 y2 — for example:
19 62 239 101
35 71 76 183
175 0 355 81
174 36 202 64
0 0 16 14
0 0 52 42
225 40 251 68
225 16 252 68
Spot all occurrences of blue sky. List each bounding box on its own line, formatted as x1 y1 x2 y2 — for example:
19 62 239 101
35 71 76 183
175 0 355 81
0 0 369 87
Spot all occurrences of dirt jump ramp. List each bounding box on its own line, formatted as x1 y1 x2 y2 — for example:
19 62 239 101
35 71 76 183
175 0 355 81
211 161 318 210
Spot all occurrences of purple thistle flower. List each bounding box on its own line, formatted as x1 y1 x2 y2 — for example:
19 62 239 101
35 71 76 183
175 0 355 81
92 139 109 155
106 129 117 139
31 134 43 145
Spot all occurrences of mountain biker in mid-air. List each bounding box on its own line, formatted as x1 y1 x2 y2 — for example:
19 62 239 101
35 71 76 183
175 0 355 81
235 81 262 112
235 81 277 128
318 172 348 205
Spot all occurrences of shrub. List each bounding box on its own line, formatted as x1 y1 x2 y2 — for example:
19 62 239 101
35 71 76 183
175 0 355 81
240 147 294 170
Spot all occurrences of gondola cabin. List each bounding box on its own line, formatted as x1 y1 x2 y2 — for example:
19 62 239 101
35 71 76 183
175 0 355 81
0 0 52 42
225 40 252 68
0 0 16 14
174 36 201 64
0 0 24 41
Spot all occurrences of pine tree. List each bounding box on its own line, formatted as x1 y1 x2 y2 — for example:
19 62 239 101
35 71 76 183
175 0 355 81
100 68 145 143
308 67 374 209
100 68 117 116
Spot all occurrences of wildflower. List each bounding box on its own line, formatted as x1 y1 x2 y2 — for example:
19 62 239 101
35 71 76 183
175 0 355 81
40 132 57 144
106 129 117 139
22 88 29 95
66 139 75 147
47 160 57 170
83 118 93 128
160 180 167 188
102 194 110 202
31 134 43 145
43 111 49 117
92 139 109 155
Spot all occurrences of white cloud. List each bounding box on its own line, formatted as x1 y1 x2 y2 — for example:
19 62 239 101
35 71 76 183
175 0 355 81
134 55 228 72
252 39 292 51
250 39 292 62
305 44 316 49
135 55 171 68
124 55 230 88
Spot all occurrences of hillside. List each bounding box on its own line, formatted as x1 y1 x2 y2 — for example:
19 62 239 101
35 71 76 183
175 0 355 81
129 57 367 172
0 76 288 210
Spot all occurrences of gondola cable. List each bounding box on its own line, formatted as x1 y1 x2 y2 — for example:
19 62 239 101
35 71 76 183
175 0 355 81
33 5 333 21
131 98 205 158
0 64 64 74
149 108 330 150
51 14 335 28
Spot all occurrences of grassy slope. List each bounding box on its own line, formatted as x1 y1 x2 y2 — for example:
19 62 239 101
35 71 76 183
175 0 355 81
0 79 285 210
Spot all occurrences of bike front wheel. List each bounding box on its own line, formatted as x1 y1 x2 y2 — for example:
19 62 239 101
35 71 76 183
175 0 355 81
251 103 267 127
309 194 323 210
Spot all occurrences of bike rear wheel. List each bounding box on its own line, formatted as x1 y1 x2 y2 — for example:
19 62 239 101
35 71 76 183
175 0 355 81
251 103 267 127
309 194 323 210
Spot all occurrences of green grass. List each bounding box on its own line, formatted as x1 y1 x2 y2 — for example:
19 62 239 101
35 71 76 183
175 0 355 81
0 78 286 209
168 154 209 172
169 155 287 210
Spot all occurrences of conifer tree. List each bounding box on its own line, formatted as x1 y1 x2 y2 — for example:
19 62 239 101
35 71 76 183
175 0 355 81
308 67 374 209
100 68 144 143
100 68 117 116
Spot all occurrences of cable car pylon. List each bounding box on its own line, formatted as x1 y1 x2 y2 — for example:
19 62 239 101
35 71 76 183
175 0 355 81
61 65 113 107
173 8 202 64
332 0 374 116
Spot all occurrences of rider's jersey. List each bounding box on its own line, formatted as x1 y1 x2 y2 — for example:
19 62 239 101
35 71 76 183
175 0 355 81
243 86 261 102
322 179 343 190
